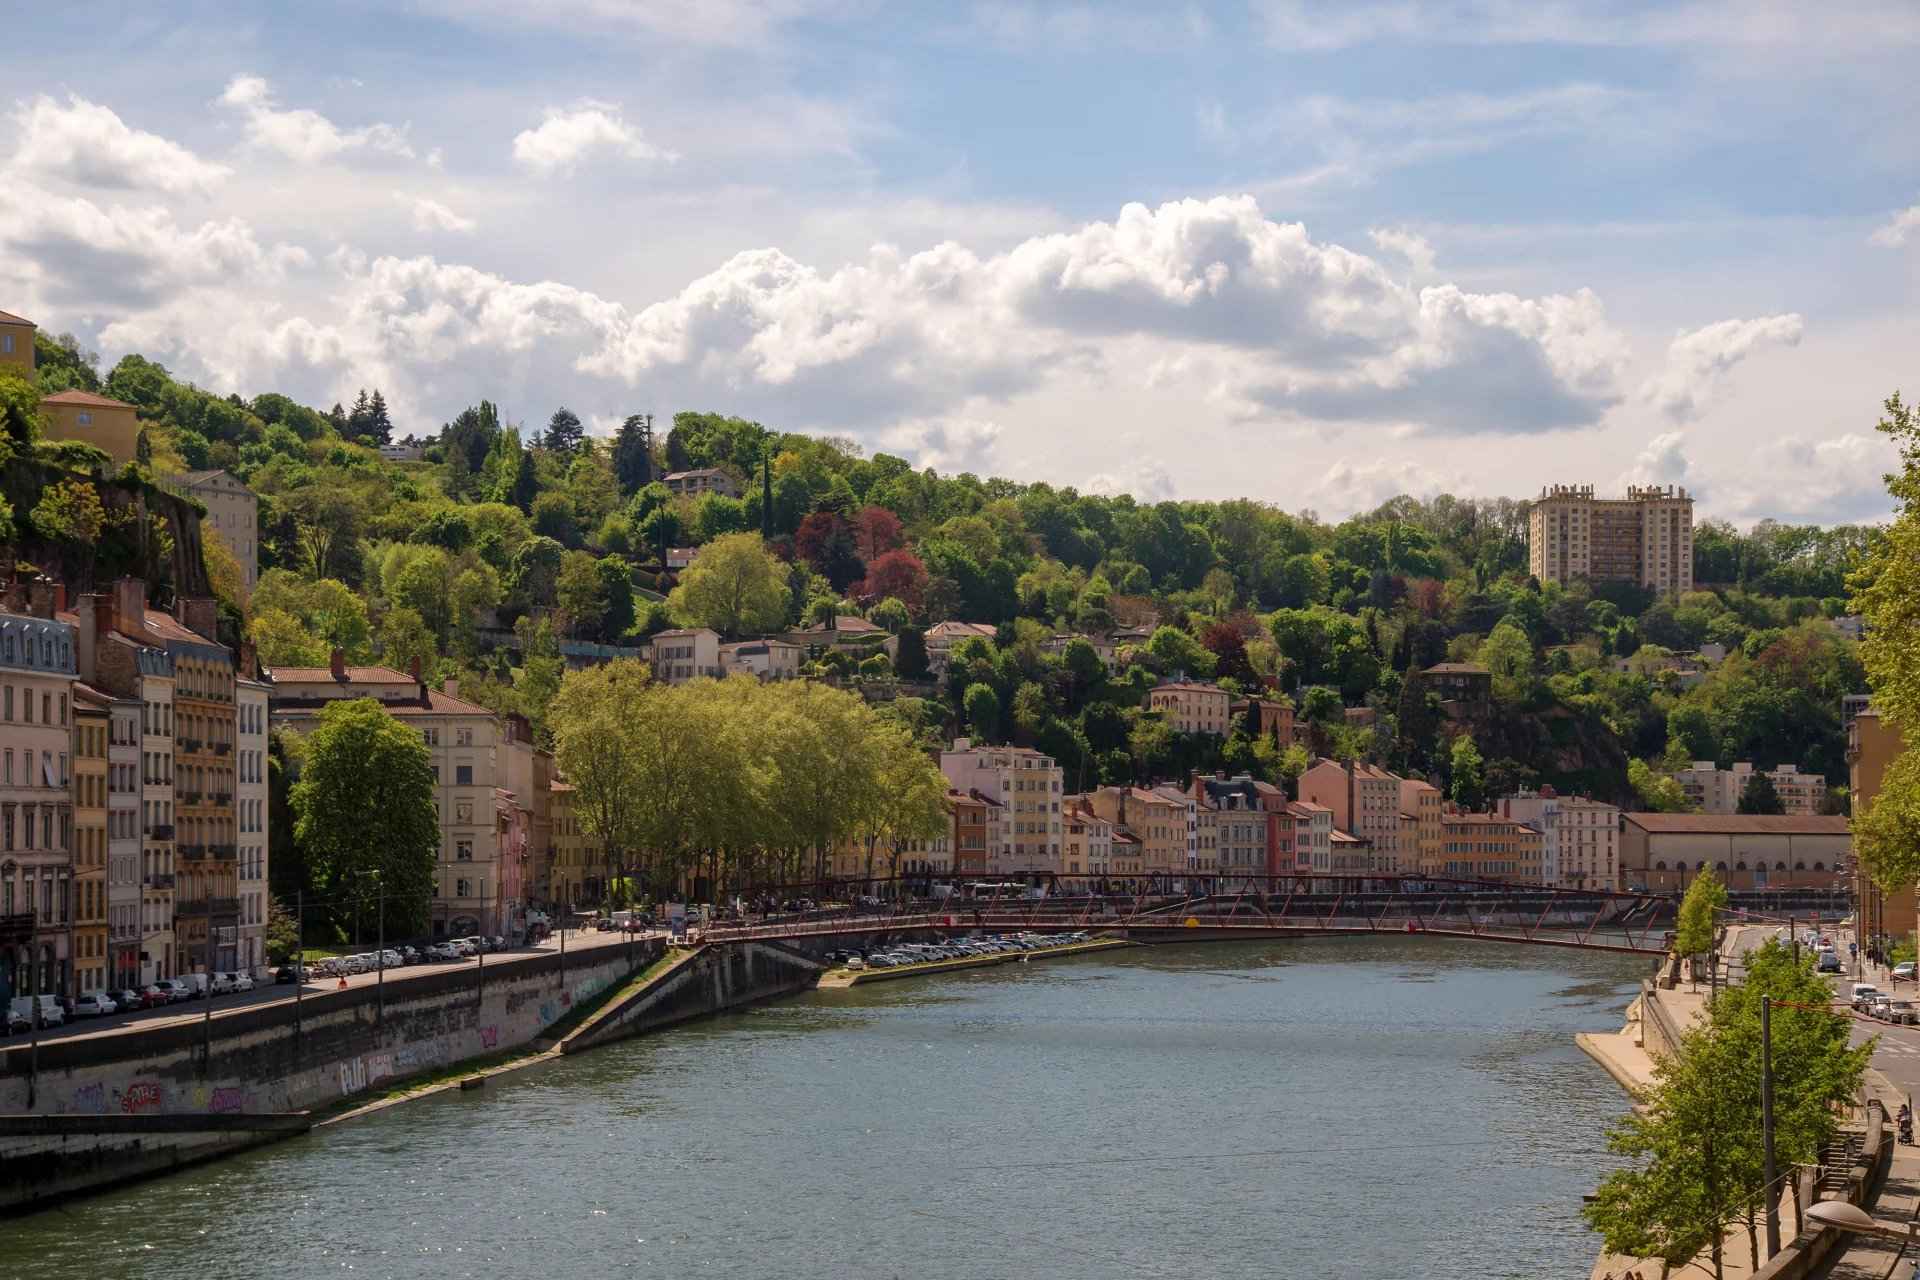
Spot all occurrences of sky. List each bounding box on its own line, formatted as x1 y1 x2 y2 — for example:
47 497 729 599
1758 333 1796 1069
1 1 1916 525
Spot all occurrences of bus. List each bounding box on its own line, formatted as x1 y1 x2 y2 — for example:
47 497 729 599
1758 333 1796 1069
964 881 1041 901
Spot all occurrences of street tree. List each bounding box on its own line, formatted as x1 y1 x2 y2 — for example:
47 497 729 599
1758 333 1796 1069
289 698 439 938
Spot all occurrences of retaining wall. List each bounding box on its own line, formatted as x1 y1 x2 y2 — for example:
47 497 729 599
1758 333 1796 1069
0 942 661 1119
0 1113 309 1212
561 941 824 1054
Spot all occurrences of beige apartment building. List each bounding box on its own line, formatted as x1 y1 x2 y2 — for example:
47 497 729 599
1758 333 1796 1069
1439 811 1545 882
152 601 240 976
1300 757 1403 875
106 691 142 988
662 468 741 498
1063 800 1113 879
1675 760 1828 815
1148 681 1232 737
939 739 1064 875
167 470 260 592
0 608 78 1000
720 639 804 681
1528 484 1694 593
1850 708 1913 948
1398 779 1443 877
269 658 528 938
1084 786 1187 878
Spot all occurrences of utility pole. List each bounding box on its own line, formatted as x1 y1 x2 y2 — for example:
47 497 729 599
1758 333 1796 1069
202 896 212 1067
375 873 385 1027
294 890 303 1043
1761 994 1780 1258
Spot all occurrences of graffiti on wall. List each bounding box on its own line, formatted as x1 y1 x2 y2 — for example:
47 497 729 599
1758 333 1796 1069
120 1081 164 1115
479 1025 499 1049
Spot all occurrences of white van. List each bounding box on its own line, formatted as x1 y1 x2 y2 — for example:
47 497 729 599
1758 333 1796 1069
9 995 65 1027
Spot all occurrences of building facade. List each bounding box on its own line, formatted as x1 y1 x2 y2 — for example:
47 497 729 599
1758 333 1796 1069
166 470 260 592
661 468 741 498
70 685 110 995
1299 758 1403 875
1527 483 1694 593
236 678 270 972
1147 681 1232 736
0 308 33 370
154 602 240 977
1398 779 1444 877
1438 811 1545 882
0 609 77 1001
40 389 143 465
647 628 723 684
1674 760 1829 816
938 739 1063 875
1620 813 1851 892
106 691 142 988
1849 709 1913 950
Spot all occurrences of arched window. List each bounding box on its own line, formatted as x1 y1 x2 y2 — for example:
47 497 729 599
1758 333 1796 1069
1795 862 1806 871
1813 862 1826 872
1775 861 1787 871
1698 860 1711 871
1735 861 1748 871
1654 861 1668 871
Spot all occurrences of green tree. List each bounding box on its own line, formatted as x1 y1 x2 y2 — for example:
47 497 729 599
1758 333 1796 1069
611 413 655 494
289 699 439 937
1735 771 1784 815
1144 624 1217 677
964 682 1001 741
1852 392 1920 891
894 625 929 678
544 406 584 456
1448 735 1485 809
1629 758 1691 813
377 606 437 675
667 531 789 637
1674 867 1727 979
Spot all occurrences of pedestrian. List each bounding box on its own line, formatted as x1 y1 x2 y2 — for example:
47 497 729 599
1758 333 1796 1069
337 973 348 990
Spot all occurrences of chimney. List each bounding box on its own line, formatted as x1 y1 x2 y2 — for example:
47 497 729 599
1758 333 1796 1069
329 647 346 681
25 577 57 619
443 676 460 699
116 578 148 638
175 595 218 642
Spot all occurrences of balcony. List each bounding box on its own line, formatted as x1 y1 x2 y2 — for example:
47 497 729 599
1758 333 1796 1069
146 823 175 841
178 737 204 753
210 897 240 918
212 742 231 756
146 873 175 890
208 844 236 861
178 843 206 858
179 791 203 805
212 792 233 807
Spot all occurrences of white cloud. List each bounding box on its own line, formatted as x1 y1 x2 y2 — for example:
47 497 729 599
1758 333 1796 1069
511 103 677 176
1367 226 1435 275
881 416 1004 474
412 0 821 47
1313 456 1471 517
1640 312 1804 422
218 75 416 164
1086 461 1176 502
1713 432 1898 524
10 95 231 194
969 3 1212 51
0 179 307 310
1870 204 1920 247
407 196 477 233
1618 429 1691 489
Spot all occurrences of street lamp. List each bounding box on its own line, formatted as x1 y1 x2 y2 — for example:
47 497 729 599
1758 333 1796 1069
1806 1199 1920 1242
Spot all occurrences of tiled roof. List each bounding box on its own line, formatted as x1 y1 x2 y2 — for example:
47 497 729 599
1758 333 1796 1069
268 665 412 683
42 389 135 409
1623 813 1850 835
650 627 717 639
1153 681 1226 694
273 687 495 717
0 310 35 327
1423 662 1490 675
141 608 226 650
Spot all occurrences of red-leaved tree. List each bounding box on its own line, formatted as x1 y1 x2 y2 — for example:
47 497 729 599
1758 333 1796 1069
861 548 930 609
854 506 905 561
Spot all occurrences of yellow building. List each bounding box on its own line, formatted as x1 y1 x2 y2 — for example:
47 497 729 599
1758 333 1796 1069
1398 778 1443 876
1439 810 1545 883
548 781 595 908
42 390 142 464
1147 681 1233 736
71 685 111 994
1528 483 1694 594
0 309 34 372
1085 786 1186 877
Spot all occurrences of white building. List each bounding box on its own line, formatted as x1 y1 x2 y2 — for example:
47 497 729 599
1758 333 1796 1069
1498 787 1620 890
646 628 723 684
1675 760 1829 816
720 639 804 681
236 678 270 973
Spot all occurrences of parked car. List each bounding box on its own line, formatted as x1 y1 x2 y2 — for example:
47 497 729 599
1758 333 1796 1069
209 973 237 996
137 984 170 1008
845 956 866 970
1895 962 1917 982
72 991 117 1017
5 1007 28 1035
151 979 189 1004
1817 951 1843 973
1889 999 1918 1026
1870 995 1895 1021
274 964 306 985
10 994 65 1026
114 987 147 1012
1852 983 1881 1011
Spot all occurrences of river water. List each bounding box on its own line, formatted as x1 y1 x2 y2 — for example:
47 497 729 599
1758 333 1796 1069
2 937 1650 1279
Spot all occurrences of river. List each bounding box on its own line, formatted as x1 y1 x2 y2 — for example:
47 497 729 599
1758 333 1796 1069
0 936 1651 1279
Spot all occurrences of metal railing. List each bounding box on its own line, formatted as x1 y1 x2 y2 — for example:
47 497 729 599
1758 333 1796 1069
211 742 231 756
146 873 175 890
146 823 175 840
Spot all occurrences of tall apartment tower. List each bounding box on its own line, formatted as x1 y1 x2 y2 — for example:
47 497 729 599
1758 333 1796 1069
1528 484 1694 594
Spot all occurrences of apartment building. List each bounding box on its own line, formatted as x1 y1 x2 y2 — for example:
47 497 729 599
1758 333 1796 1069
166 470 260 591
647 628 723 684
1398 779 1444 877
71 685 110 995
153 600 240 977
1527 483 1694 593
236 678 270 971
1299 758 1403 875
106 691 142 988
950 790 990 877
547 781 592 907
1191 775 1283 887
1497 787 1620 890
135 638 176 983
1148 681 1232 737
1495 788 1561 886
0 608 77 1000
1283 800 1334 883
1083 786 1187 878
1063 800 1113 879
1439 811 1544 882
1674 760 1829 815
939 739 1063 874
268 657 527 938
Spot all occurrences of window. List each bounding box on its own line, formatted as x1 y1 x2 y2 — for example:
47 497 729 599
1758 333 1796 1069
455 765 473 786
456 727 474 747
77 411 92 425
456 840 473 861
456 878 471 898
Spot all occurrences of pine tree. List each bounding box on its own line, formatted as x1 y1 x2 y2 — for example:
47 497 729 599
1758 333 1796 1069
546 407 584 457
612 413 654 495
761 453 773 539
510 451 539 514
347 388 371 442
329 402 348 435
366 390 393 446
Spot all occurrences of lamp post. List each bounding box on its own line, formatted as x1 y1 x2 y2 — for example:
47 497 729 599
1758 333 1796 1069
1761 994 1779 1258
1806 1199 1920 1242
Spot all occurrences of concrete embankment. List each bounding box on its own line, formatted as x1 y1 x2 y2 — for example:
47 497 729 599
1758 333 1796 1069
0 1112 311 1213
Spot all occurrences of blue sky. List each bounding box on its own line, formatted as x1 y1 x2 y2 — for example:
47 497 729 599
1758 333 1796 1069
2 0 1916 522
